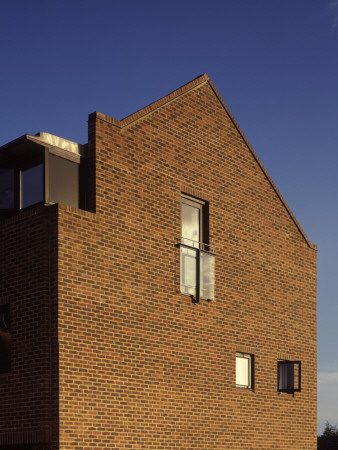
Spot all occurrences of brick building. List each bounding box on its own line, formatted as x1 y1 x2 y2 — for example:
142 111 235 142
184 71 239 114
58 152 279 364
0 74 317 449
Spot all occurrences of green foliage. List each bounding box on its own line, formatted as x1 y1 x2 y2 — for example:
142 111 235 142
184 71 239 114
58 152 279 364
322 421 338 436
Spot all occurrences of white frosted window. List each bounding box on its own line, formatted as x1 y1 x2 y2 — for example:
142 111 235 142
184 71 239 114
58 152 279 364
200 251 215 300
180 247 197 296
236 354 252 388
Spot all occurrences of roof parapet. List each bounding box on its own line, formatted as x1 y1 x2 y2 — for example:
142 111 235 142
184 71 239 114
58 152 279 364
27 132 87 158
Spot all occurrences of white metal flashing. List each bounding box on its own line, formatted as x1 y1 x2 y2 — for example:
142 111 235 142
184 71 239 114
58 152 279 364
27 132 87 158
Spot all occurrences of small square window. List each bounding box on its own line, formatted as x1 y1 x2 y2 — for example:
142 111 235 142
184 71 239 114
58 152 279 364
236 353 253 389
278 360 301 393
0 304 10 373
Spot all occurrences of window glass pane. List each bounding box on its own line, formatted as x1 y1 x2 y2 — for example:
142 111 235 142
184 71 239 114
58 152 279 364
200 252 215 300
0 306 10 373
21 164 44 208
0 168 14 209
181 202 200 247
279 362 295 390
180 247 197 296
236 356 249 386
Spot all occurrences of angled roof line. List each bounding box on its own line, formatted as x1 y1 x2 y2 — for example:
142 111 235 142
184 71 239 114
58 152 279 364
205 79 316 251
89 74 316 250
88 74 210 129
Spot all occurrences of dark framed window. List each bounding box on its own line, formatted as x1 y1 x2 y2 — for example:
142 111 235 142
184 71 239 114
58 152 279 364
20 163 44 209
278 360 301 393
236 353 254 389
0 150 45 213
0 304 10 373
180 194 215 302
0 148 85 213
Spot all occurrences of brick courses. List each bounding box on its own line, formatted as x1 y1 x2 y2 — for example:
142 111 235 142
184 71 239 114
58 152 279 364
0 206 58 449
0 74 317 449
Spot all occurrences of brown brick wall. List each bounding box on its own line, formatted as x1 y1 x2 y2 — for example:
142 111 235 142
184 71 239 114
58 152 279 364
0 76 317 449
55 79 316 448
0 205 59 449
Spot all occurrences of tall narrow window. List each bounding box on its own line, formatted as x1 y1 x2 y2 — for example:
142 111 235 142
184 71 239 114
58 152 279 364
236 353 253 389
278 360 301 393
181 196 203 248
0 305 10 373
180 194 215 301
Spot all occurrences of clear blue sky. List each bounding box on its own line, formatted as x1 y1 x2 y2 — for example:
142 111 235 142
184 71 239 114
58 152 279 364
1 0 337 434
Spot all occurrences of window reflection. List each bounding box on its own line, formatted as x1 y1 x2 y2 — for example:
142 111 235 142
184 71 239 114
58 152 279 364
0 168 14 209
21 164 44 208
180 247 197 296
200 251 215 300
180 195 215 301
278 362 299 391
181 202 200 247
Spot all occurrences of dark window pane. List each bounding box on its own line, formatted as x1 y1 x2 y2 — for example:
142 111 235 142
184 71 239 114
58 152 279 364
278 361 301 392
279 363 294 390
0 168 14 209
21 164 44 208
49 154 79 208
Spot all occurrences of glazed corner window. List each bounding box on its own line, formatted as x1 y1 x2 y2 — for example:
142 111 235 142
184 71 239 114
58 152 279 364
0 168 15 209
278 360 301 393
0 305 10 373
236 353 253 389
21 163 44 208
180 194 215 302
0 163 44 211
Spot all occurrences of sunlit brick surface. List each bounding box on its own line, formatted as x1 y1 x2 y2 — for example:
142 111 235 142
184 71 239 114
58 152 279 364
0 75 317 449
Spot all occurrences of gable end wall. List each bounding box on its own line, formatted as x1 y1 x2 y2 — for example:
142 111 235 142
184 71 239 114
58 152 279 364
56 81 316 448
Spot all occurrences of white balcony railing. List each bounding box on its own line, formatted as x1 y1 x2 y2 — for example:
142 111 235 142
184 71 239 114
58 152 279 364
178 238 215 302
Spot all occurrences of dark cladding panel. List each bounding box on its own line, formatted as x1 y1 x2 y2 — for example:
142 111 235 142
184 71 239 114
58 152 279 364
49 154 79 208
